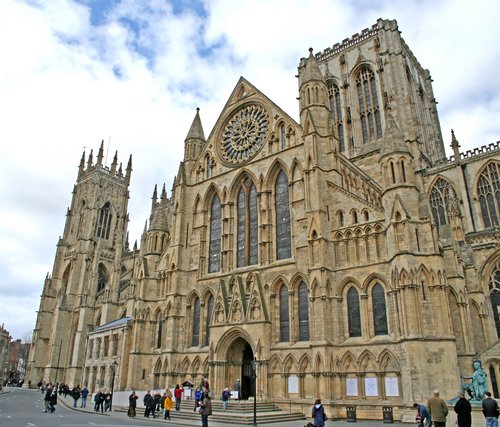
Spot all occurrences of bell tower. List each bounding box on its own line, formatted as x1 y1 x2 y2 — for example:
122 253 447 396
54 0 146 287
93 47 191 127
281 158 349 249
27 141 132 386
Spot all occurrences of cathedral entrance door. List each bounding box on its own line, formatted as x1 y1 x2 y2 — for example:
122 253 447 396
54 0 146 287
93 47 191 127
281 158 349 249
226 337 255 400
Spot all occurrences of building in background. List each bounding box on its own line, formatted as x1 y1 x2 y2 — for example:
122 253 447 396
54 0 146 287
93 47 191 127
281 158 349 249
27 18 500 419
0 324 11 389
4 339 30 387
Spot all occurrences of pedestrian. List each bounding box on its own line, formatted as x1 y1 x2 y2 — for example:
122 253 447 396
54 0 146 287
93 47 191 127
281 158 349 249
454 392 472 427
72 385 81 408
94 390 101 411
427 390 449 427
174 384 184 410
128 390 138 417
312 398 326 427
200 377 210 393
482 391 500 427
144 390 155 418
81 385 89 408
221 387 231 410
199 391 212 427
194 386 203 412
233 379 240 400
43 384 53 413
49 388 58 413
104 390 112 411
154 390 162 412
164 389 174 420
413 402 431 427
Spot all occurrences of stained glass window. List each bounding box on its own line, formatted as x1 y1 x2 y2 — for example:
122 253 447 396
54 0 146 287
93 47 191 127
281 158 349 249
478 163 500 228
192 297 200 347
372 283 388 335
275 171 291 260
430 178 456 229
347 287 361 337
279 285 290 342
298 282 309 341
237 178 258 267
356 68 382 144
96 202 112 239
208 195 221 273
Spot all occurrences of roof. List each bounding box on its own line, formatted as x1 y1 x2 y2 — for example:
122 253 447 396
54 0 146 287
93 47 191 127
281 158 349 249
93 316 133 333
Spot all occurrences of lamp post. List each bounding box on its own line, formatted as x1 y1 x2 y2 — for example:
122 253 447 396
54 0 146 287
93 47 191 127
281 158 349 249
251 358 259 427
110 361 118 411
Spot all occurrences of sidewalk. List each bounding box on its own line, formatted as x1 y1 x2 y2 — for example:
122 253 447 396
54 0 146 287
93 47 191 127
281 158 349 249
57 393 407 427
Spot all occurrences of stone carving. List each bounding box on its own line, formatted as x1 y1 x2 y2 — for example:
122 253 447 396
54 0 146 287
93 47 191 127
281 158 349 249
461 360 488 402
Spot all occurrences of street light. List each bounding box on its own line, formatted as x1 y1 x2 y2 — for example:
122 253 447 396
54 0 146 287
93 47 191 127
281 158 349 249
251 358 260 427
109 361 118 411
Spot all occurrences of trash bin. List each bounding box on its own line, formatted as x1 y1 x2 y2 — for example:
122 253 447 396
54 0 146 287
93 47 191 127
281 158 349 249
382 406 393 423
346 406 357 422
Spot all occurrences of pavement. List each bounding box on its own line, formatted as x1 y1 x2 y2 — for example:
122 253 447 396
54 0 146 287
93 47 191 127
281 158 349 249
52 392 408 427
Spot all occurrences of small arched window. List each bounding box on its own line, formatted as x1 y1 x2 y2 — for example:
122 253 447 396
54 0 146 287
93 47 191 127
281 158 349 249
347 287 361 337
205 295 214 346
298 282 309 341
206 155 211 178
280 124 286 149
372 283 388 335
488 264 500 338
156 315 163 348
97 264 108 293
192 297 201 347
279 285 290 342
328 81 345 152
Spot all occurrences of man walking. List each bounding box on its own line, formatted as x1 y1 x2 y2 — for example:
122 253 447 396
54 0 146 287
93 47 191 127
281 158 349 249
482 391 500 427
427 390 449 427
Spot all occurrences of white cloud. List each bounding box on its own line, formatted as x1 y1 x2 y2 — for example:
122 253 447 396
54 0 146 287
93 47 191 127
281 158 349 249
0 0 499 339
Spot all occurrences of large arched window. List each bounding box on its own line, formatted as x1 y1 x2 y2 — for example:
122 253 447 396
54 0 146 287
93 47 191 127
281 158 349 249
205 295 214 346
328 81 345 152
96 202 112 239
298 282 309 341
356 67 382 144
430 178 457 229
97 263 108 293
347 287 361 337
192 297 201 347
275 171 291 260
372 283 388 335
478 163 500 228
208 195 222 273
488 264 500 338
237 178 258 267
279 285 290 342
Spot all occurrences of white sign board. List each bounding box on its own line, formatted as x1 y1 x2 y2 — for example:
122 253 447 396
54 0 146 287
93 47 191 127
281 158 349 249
364 377 378 396
385 377 399 397
288 375 299 394
346 377 358 396
231 390 239 400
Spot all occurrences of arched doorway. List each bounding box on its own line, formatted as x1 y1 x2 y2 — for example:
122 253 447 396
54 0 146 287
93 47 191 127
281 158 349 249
226 337 255 400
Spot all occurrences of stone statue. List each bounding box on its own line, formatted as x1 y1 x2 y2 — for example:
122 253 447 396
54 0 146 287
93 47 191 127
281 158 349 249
461 360 488 402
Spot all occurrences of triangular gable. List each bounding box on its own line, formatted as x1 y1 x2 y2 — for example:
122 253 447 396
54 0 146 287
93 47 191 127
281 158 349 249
389 194 411 220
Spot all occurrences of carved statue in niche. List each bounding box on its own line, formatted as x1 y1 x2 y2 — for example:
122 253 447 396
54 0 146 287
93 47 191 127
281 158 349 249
249 298 261 320
231 300 242 322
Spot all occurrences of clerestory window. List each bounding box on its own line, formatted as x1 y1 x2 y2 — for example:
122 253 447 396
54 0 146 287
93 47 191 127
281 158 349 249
356 68 382 144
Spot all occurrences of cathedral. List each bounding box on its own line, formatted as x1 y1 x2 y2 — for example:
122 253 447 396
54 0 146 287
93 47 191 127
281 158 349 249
27 18 500 420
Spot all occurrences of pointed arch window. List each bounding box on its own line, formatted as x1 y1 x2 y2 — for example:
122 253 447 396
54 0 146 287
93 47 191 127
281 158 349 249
208 195 222 273
206 155 211 178
356 68 382 144
97 263 108 293
156 315 163 348
275 171 291 260
237 178 258 267
279 285 290 342
192 297 201 347
328 81 345 152
478 163 500 228
205 295 214 346
488 265 500 338
96 202 112 239
347 287 361 337
372 283 388 335
298 282 309 341
430 178 456 229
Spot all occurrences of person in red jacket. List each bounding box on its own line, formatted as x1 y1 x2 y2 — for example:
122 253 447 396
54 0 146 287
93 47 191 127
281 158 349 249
174 384 184 411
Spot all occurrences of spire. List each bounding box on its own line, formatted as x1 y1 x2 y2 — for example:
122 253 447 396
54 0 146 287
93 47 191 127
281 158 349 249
451 129 461 162
86 149 93 169
301 48 324 86
185 108 206 142
118 162 123 176
160 183 167 201
152 184 158 207
78 150 85 177
97 140 104 166
133 240 138 252
125 154 132 183
110 150 118 174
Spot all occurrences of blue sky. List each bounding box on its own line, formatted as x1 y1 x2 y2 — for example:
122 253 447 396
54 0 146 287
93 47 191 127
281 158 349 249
1 0 500 340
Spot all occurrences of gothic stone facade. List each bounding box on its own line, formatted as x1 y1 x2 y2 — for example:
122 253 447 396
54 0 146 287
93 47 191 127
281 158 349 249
27 18 500 419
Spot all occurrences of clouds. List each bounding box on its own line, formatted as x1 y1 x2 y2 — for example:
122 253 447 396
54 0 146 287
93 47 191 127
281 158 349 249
1 0 499 340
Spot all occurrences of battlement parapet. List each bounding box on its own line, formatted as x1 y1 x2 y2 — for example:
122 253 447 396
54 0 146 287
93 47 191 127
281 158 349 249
448 141 500 162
